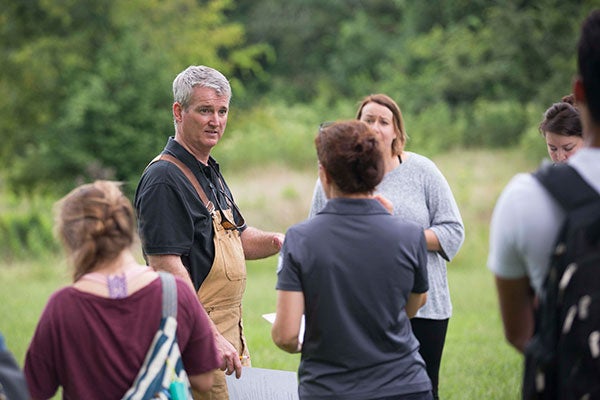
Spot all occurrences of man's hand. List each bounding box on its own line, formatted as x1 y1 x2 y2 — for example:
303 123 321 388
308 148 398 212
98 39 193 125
241 227 285 259
374 194 394 214
272 233 285 251
215 332 242 378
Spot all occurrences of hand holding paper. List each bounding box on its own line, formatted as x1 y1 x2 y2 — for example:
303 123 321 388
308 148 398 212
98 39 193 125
263 312 305 344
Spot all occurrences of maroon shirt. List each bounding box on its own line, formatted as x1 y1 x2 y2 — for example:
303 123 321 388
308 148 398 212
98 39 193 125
24 276 220 400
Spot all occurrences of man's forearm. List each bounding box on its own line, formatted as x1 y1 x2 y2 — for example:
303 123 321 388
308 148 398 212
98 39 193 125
146 254 195 292
240 227 284 259
495 276 535 353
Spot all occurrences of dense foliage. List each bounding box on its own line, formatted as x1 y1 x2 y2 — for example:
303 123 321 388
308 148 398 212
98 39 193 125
0 0 270 193
0 0 597 194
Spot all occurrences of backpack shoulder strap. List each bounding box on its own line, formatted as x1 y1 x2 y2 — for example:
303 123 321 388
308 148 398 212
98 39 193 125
147 153 215 213
533 163 599 211
158 272 177 320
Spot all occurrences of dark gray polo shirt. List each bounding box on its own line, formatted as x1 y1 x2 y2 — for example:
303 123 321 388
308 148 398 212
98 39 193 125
277 197 430 399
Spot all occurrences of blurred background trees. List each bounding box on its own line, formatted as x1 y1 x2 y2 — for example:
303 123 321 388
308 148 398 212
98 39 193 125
1 0 597 194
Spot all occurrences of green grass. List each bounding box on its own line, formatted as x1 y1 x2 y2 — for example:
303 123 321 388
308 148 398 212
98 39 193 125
0 147 540 399
0 257 70 362
243 258 302 371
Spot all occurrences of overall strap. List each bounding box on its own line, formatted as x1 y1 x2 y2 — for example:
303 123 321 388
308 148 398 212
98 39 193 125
533 163 599 212
158 272 177 319
149 153 215 213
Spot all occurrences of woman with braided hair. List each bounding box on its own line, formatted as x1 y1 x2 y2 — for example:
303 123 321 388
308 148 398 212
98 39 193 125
24 180 220 399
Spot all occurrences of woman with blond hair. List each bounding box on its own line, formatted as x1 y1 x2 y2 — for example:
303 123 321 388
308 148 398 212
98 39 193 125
24 180 220 399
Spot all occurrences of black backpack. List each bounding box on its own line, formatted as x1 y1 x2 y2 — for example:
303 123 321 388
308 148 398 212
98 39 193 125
523 163 600 400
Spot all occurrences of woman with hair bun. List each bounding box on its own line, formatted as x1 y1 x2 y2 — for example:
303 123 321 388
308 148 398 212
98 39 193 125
539 94 584 163
273 121 433 400
24 180 220 399
310 94 465 400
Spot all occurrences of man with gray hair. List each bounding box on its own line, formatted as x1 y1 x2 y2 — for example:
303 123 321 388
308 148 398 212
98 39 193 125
135 65 284 399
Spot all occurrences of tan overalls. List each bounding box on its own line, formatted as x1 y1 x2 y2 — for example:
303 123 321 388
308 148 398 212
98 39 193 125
193 209 251 400
152 154 251 400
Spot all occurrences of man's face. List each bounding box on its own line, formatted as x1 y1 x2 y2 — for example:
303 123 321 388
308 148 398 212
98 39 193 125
174 86 229 157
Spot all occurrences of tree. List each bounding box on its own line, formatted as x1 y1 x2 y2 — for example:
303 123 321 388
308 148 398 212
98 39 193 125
0 0 270 194
232 0 593 110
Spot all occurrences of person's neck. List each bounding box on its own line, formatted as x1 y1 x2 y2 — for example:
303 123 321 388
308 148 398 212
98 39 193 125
384 152 402 173
328 188 373 200
174 136 210 165
587 127 600 147
74 250 155 298
580 107 600 148
90 250 140 275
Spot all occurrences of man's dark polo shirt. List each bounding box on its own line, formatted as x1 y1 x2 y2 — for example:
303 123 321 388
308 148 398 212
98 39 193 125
134 137 246 290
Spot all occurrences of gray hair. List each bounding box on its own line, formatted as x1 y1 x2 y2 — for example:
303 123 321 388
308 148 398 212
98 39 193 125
172 65 232 110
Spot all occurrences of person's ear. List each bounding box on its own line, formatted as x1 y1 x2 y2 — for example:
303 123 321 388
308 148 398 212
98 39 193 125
173 102 183 123
574 77 587 105
318 164 332 199
318 164 328 185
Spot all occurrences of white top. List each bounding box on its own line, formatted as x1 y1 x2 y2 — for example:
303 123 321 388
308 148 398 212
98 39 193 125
487 148 600 294
310 152 465 319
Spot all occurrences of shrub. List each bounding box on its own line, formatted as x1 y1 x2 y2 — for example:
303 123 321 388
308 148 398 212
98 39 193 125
407 102 468 155
0 194 58 262
467 99 528 148
519 102 553 165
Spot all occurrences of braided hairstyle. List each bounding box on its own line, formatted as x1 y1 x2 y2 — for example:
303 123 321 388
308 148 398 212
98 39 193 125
55 181 135 281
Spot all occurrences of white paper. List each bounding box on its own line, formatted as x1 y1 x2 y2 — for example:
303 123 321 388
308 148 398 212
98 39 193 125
262 312 305 343
226 367 298 399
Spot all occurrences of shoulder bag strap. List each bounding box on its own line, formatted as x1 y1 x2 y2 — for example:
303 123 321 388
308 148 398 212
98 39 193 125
158 272 177 319
121 272 181 400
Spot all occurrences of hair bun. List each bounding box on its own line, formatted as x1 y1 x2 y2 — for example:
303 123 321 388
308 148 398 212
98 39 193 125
56 180 135 281
561 94 576 105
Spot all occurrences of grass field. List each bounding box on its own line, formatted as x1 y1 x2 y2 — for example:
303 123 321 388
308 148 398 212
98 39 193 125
0 148 539 399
